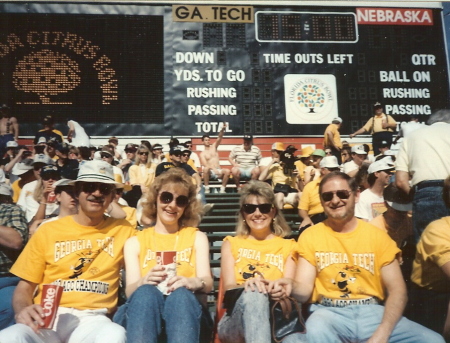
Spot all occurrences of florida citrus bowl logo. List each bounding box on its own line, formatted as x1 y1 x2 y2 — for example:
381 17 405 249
285 74 338 124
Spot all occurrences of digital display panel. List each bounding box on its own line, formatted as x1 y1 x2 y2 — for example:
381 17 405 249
256 11 358 43
0 13 164 131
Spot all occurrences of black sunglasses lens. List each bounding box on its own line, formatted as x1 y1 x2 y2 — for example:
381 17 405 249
258 204 273 213
101 153 111 158
82 183 113 195
176 195 189 207
336 190 351 199
160 191 173 204
321 190 351 201
139 152 149 155
321 192 333 202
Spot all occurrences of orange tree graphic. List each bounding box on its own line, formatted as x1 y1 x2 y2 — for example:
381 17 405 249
297 84 325 113
12 49 81 104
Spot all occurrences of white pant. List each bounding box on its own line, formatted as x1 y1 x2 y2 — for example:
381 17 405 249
0 307 126 343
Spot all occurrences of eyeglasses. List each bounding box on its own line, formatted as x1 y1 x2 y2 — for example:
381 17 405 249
321 190 352 202
242 203 273 214
326 167 340 172
100 153 112 159
325 151 333 155
41 173 60 181
79 182 115 195
159 191 189 207
182 153 190 157
139 151 149 156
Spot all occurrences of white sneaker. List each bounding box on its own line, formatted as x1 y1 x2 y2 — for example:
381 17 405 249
205 187 210 194
219 186 226 194
203 203 215 215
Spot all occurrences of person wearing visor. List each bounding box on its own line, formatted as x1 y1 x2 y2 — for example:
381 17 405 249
218 181 306 343
355 157 395 222
114 168 213 343
150 143 165 165
0 160 135 343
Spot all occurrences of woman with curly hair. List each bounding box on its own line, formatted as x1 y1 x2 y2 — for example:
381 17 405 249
114 168 213 343
218 180 307 343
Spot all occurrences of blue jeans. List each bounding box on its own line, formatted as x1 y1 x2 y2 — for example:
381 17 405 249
413 186 450 242
218 291 307 343
0 134 13 158
113 285 203 343
306 304 445 343
0 276 19 330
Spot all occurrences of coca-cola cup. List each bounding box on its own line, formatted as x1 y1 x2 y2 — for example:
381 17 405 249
40 284 63 329
156 251 177 295
47 191 56 204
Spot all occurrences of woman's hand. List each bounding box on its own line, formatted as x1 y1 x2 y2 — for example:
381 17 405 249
140 265 167 287
244 276 268 294
267 278 292 301
166 276 203 293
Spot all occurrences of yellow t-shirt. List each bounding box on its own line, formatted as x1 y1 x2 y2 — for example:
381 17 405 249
11 179 21 204
362 113 397 134
266 163 297 189
120 204 137 229
224 235 297 285
137 226 198 278
294 161 307 182
129 163 156 187
323 124 342 149
298 177 323 215
297 220 400 306
10 215 135 313
411 217 450 293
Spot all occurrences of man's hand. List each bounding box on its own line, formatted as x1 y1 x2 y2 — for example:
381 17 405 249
15 304 45 333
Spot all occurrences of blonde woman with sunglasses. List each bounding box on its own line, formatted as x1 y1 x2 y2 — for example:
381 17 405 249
114 168 213 343
129 145 156 195
218 180 307 343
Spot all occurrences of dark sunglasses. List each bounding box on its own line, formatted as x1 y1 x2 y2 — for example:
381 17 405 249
41 173 60 181
159 191 189 207
79 182 115 195
139 151 149 156
321 190 352 202
182 153 190 157
325 151 333 155
242 203 273 214
100 153 112 159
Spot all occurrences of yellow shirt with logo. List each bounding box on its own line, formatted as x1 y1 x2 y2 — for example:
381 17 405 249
362 113 397 134
138 226 198 278
10 215 135 313
224 235 297 285
297 220 400 306
411 217 450 293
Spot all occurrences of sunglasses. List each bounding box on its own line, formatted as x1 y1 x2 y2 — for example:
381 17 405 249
325 151 333 155
79 182 115 195
321 190 352 202
41 173 60 181
100 153 112 159
159 191 189 207
182 153 190 157
242 203 273 214
139 151 149 156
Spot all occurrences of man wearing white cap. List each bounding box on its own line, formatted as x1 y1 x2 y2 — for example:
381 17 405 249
0 183 28 330
355 157 395 222
0 160 134 343
343 144 369 178
323 117 343 164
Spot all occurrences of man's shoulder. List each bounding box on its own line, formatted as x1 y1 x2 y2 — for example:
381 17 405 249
251 145 261 152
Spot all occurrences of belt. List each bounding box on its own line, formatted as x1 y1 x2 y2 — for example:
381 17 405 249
415 180 444 190
319 296 380 307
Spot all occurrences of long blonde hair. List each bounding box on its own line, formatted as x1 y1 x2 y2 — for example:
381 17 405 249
32 179 45 203
235 180 291 237
134 145 153 168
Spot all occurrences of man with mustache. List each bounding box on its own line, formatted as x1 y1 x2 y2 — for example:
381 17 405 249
274 171 444 343
0 160 135 343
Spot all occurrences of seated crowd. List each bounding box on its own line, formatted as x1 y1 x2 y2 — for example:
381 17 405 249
0 113 448 343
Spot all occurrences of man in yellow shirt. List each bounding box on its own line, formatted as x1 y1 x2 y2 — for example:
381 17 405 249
323 117 343 164
0 160 135 342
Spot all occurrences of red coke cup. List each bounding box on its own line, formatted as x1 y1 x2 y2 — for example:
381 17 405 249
40 284 63 329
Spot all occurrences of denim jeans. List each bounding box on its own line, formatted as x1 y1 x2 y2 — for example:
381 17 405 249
0 276 19 330
412 186 450 242
306 304 445 343
113 284 203 343
218 290 307 343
